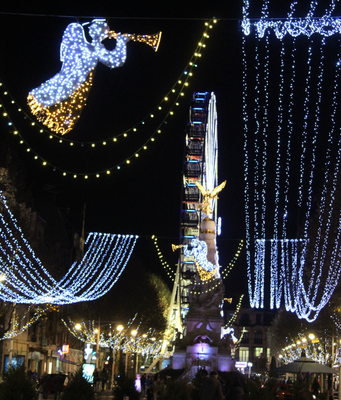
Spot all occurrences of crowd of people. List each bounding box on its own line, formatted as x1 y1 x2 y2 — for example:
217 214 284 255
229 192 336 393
35 371 74 399
140 373 166 400
140 369 246 400
92 367 108 391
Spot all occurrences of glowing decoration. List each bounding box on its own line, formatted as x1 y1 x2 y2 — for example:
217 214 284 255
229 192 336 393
151 235 176 282
0 193 138 304
226 295 244 326
166 91 223 340
195 181 226 218
1 305 50 340
242 0 341 321
28 19 130 134
183 239 216 273
63 317 163 357
108 30 162 52
0 19 217 176
279 331 341 366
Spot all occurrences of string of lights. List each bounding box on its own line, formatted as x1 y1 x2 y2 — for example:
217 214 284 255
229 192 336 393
1 305 51 340
0 19 217 177
0 192 138 304
279 331 341 366
62 317 163 356
151 235 176 282
152 233 243 296
226 294 244 326
242 0 341 321
242 1 341 38
189 240 243 295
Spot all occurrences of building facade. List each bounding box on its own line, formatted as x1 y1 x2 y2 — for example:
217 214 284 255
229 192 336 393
229 307 275 376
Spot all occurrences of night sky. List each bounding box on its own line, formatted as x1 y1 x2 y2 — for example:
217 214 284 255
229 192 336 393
1 1 337 305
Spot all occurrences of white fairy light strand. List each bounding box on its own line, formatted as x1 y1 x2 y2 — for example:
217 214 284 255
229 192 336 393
1 305 49 340
0 193 138 304
62 317 163 356
242 0 341 321
242 2 341 39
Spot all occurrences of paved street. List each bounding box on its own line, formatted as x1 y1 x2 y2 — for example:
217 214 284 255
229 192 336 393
43 389 114 399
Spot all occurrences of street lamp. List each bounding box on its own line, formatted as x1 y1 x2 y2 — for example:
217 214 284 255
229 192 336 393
248 362 253 378
111 324 124 389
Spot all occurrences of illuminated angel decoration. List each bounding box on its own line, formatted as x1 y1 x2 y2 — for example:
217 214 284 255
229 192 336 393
27 19 130 135
178 238 218 281
195 180 226 216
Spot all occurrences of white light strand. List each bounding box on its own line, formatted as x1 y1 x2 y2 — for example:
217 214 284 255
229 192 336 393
0 193 137 304
243 16 341 39
243 0 341 321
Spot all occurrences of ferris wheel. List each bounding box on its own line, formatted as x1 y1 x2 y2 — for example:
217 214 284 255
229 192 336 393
166 91 219 339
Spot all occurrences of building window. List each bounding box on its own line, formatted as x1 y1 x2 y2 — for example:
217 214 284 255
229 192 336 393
240 314 250 325
241 331 249 344
254 331 263 344
239 347 249 362
267 348 271 362
254 347 263 358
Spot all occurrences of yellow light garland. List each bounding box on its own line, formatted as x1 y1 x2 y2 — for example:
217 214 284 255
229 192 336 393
27 72 94 135
0 18 218 177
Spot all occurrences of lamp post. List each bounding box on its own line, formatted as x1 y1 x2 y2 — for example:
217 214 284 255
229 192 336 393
305 331 338 400
94 318 100 370
248 362 253 378
111 324 123 388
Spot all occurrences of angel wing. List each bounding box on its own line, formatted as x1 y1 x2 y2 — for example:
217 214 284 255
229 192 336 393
210 180 226 198
60 23 86 62
195 181 208 197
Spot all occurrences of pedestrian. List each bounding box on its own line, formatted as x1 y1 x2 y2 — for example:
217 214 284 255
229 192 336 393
93 368 99 390
145 375 154 400
32 369 38 387
27 369 33 382
312 377 320 397
64 372 73 388
141 373 146 397
40 373 49 400
199 370 224 400
226 376 244 400
100 368 108 391
153 375 165 400
54 372 65 400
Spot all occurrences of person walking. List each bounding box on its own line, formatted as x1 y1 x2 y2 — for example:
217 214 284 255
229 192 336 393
153 375 165 400
40 373 49 400
226 376 244 400
312 377 320 397
100 368 108 391
54 372 65 400
199 371 224 400
145 375 154 400
93 368 99 390
141 373 146 397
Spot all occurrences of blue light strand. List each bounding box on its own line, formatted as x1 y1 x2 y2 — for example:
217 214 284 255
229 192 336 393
295 39 341 321
0 193 138 304
301 38 326 307
242 0 340 39
251 33 261 308
273 39 285 309
242 31 253 307
244 16 341 39
243 1 341 321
